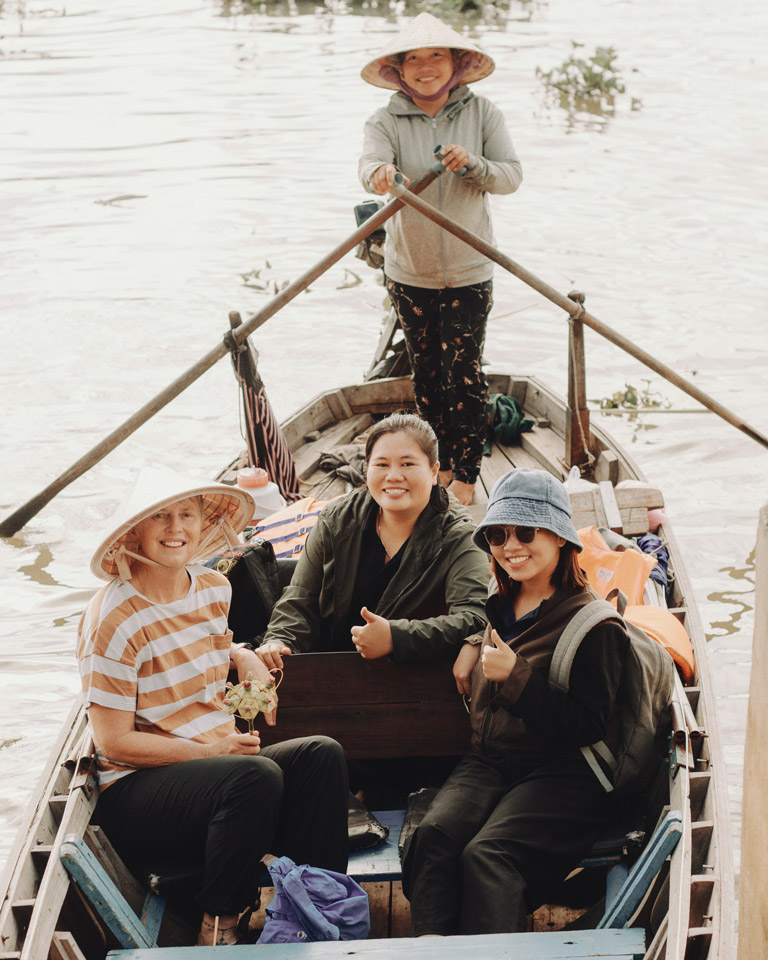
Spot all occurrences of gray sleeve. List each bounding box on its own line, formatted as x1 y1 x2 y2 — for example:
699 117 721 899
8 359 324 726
359 109 397 191
462 101 523 195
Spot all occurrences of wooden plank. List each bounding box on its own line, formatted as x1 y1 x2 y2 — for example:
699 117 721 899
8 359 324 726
594 450 620 485
598 482 624 533
259 700 470 759
738 503 768 960
282 395 336 450
688 876 715 928
569 487 664 536
520 379 568 438
363 882 390 940
690 822 714 875
106 926 647 957
59 836 158 949
598 810 682 929
520 425 567 479
263 653 462 708
14 746 99 960
50 932 88 960
291 414 372 480
389 882 411 938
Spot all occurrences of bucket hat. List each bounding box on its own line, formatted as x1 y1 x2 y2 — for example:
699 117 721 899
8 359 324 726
472 468 582 554
91 467 256 581
361 12 495 92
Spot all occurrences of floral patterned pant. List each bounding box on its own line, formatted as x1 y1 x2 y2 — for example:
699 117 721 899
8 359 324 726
387 279 492 484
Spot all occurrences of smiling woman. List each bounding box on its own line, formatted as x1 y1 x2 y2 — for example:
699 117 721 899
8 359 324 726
78 467 350 945
404 467 633 936
254 412 490 670
358 13 522 507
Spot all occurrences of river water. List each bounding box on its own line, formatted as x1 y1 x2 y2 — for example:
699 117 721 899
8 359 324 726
1 0 766 900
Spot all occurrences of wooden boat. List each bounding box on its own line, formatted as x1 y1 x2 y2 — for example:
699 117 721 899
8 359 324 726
0 360 735 960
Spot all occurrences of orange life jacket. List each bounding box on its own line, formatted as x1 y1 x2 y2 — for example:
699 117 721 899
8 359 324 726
577 525 657 606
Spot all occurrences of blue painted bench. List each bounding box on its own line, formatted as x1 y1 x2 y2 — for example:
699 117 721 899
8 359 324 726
107 927 647 958
64 809 680 955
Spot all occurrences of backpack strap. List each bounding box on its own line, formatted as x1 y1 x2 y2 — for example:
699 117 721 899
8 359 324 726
549 600 621 694
550 599 625 794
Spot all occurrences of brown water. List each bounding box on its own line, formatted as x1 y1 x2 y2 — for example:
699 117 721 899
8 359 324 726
1 0 766 896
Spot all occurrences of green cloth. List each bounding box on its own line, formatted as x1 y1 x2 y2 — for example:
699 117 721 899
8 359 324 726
484 394 534 455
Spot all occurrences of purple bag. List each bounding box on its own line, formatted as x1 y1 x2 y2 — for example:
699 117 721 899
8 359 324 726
257 856 370 944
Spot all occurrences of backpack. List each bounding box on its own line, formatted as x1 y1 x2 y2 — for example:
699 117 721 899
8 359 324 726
549 591 675 796
258 856 370 944
204 538 281 644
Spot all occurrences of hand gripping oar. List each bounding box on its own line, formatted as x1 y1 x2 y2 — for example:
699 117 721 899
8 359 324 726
0 168 442 539
388 174 768 452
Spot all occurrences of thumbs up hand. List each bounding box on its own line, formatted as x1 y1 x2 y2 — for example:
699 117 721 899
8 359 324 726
350 607 394 660
481 629 518 683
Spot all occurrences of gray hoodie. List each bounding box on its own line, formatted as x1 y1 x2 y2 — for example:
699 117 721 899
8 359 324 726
359 86 522 288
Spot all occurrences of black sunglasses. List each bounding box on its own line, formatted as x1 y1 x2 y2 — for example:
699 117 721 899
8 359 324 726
483 525 539 547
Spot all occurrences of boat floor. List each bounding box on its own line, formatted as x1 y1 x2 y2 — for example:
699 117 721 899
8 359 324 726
222 374 644 529
108 926 647 959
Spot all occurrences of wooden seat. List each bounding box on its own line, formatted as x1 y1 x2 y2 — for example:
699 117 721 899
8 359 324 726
106 927 647 958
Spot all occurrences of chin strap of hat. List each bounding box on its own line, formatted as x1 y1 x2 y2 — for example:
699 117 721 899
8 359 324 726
111 545 162 581
195 515 240 558
378 50 481 103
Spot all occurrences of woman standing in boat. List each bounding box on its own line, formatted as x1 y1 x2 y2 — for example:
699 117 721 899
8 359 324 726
403 468 629 935
255 413 488 668
358 14 522 507
77 469 349 946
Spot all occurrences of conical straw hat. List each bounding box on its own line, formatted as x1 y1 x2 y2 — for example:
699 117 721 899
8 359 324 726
91 467 255 581
361 12 495 90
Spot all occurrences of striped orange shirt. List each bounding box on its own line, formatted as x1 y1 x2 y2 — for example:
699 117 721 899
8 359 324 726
77 565 236 789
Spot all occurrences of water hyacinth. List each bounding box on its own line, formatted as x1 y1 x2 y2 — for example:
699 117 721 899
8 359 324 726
222 671 282 734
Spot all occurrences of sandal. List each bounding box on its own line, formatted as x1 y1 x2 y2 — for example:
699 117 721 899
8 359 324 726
197 916 241 946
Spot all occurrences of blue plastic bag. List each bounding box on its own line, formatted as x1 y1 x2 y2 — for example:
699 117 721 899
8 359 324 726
258 857 370 944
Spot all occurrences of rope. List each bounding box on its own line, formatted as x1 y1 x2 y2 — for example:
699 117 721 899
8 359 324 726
567 294 595 468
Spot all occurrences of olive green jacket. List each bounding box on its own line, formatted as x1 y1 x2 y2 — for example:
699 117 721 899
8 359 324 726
261 487 490 663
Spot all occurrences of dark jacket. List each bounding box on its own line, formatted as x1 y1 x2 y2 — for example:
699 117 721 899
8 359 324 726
261 487 489 663
469 585 628 762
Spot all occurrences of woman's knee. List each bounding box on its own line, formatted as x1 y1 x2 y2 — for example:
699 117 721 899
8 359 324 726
218 755 283 801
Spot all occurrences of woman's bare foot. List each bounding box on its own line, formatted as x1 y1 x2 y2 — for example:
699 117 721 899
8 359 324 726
438 470 453 488
448 479 475 506
197 912 240 946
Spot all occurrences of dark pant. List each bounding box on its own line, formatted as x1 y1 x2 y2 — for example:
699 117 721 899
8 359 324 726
403 750 612 935
387 280 492 484
94 736 349 917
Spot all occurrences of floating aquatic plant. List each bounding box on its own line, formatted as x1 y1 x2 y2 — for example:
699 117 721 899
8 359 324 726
596 380 670 411
536 42 640 119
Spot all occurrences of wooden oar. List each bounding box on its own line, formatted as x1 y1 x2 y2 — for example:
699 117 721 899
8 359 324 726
389 176 768 452
0 171 440 538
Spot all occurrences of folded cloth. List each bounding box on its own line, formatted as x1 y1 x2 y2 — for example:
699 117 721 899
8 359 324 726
319 444 366 486
348 794 390 851
484 394 535 455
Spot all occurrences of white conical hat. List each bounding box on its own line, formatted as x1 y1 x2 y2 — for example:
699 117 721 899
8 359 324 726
90 467 255 581
361 12 495 90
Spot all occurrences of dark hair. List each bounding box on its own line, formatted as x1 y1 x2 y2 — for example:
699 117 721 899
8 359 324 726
491 541 589 602
365 412 439 466
364 412 448 513
396 47 459 66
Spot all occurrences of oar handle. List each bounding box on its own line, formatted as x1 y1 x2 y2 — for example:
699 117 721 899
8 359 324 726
433 144 467 176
